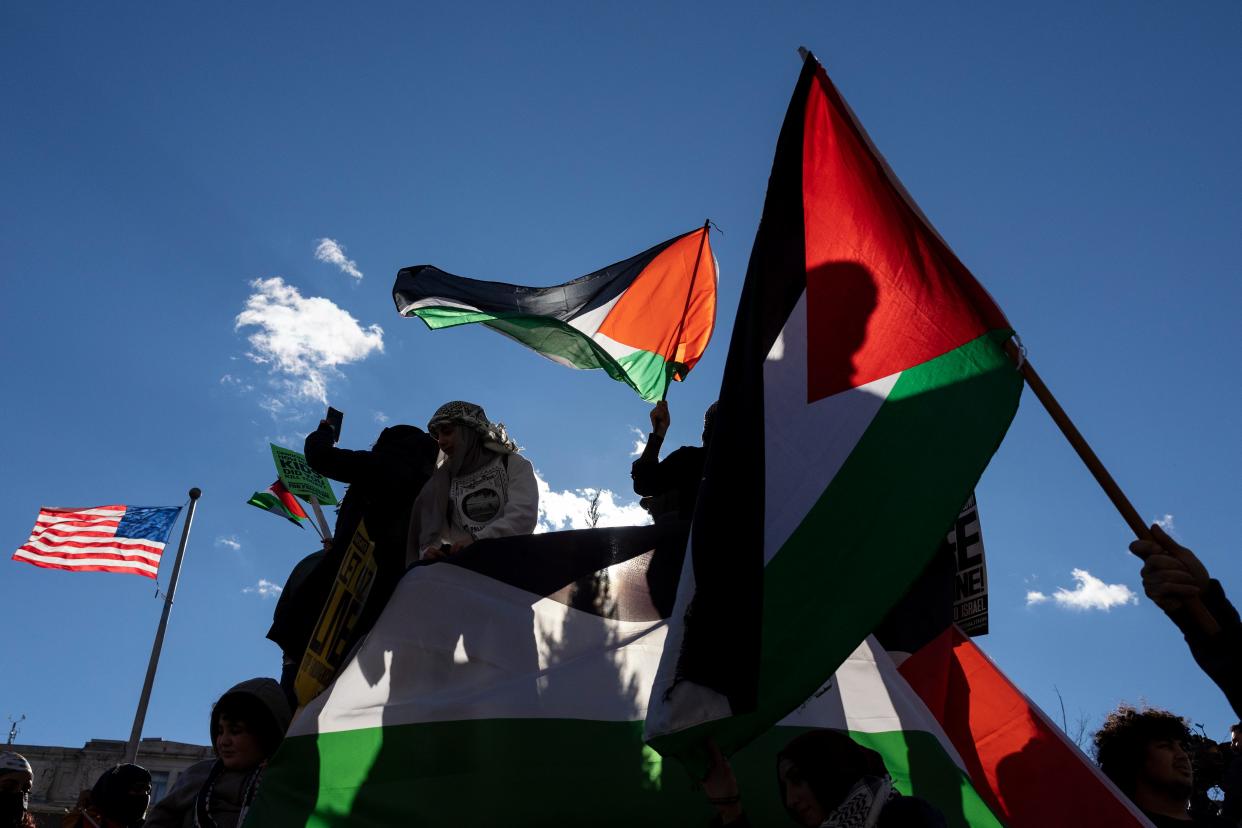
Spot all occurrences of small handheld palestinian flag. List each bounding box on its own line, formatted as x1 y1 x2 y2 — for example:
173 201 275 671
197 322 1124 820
392 227 717 402
247 480 309 529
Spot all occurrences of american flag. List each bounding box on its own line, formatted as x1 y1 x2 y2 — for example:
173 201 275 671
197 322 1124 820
12 505 182 578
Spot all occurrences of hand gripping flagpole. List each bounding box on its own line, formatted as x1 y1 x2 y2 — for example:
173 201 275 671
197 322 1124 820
125 487 202 763
1003 340 1220 634
661 219 712 402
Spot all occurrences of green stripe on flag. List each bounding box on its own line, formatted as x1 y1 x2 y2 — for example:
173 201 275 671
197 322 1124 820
250 720 996 827
410 306 672 401
652 330 1021 760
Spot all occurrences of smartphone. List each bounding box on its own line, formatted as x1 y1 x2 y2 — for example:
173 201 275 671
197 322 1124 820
326 406 344 443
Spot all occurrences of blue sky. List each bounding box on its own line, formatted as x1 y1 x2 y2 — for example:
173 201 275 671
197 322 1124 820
2 1 1240 757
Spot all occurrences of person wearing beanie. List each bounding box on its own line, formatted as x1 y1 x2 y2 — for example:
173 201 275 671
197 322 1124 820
409 400 538 562
142 678 292 828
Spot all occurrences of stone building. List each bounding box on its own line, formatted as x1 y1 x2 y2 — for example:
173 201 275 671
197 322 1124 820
6 737 212 827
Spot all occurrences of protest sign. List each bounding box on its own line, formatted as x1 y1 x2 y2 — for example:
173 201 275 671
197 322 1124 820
271 444 337 506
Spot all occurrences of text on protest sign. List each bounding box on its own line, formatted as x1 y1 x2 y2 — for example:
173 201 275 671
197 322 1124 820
271 444 338 506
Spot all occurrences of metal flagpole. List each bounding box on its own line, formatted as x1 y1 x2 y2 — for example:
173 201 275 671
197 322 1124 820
125 487 202 763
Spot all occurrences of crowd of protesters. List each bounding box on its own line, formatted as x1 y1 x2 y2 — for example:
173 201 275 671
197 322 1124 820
3 398 1240 827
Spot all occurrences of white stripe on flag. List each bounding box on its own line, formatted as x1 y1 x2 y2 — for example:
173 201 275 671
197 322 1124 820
762 292 900 563
294 563 668 738
13 550 160 575
19 539 164 562
36 507 126 519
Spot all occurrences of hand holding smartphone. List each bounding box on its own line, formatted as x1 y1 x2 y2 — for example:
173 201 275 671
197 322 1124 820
326 406 344 444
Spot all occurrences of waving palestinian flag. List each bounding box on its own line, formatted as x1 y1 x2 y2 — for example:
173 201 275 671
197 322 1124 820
247 480 308 528
643 53 1023 763
392 228 717 401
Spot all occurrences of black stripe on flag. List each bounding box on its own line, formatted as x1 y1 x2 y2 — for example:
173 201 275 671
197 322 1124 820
435 522 689 623
671 59 820 714
393 232 690 322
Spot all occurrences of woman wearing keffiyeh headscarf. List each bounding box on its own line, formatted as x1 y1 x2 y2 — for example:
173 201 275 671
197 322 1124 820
408 401 538 562
700 731 946 828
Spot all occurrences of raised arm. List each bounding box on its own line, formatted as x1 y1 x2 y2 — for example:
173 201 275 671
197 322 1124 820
631 401 672 496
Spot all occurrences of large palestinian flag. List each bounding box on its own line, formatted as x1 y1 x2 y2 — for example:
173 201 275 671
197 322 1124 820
392 228 717 401
643 53 1023 762
245 525 1006 827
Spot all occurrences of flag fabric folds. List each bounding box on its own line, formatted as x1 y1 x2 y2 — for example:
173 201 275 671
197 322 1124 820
874 537 1150 826
392 228 717 402
247 526 1005 827
12 505 181 578
643 53 1022 763
897 625 1150 827
247 480 309 528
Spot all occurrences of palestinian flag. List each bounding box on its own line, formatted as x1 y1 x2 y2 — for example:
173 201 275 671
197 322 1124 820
392 227 717 401
643 53 1023 763
247 480 308 528
875 548 1150 827
245 525 1005 827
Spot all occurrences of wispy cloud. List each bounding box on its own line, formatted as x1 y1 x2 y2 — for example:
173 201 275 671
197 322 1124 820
235 276 384 407
534 471 650 533
218 374 254 393
629 426 648 458
314 238 363 280
374 411 390 424
215 535 241 551
243 579 283 599
1025 568 1138 611
1152 513 1175 533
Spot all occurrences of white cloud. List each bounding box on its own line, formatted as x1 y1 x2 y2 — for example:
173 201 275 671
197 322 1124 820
314 238 363 280
235 276 384 405
374 411 390 424
1026 569 1138 612
243 579 283 599
534 471 650 533
1153 513 1175 533
215 535 241 551
629 426 647 457
218 374 253 392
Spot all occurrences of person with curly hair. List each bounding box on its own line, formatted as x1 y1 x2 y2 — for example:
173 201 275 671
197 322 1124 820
409 400 538 562
1093 704 1226 827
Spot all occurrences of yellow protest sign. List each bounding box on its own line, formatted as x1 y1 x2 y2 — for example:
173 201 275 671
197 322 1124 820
293 519 377 707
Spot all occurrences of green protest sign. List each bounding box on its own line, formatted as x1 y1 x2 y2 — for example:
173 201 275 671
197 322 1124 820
270 444 338 506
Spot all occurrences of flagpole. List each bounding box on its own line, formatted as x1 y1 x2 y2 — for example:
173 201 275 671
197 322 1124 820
124 487 201 763
307 496 333 544
1004 341 1219 634
662 219 712 402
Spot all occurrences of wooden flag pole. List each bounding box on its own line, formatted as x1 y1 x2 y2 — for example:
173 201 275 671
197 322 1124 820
1004 340 1219 634
125 488 201 763
662 219 712 402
